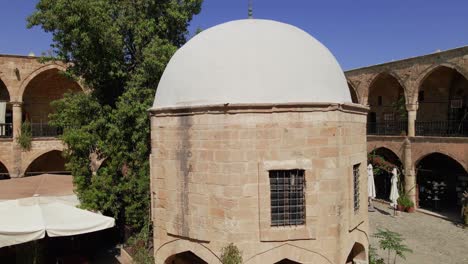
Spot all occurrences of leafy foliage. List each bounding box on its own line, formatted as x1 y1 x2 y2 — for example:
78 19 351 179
369 245 385 264
126 224 154 264
397 195 414 208
373 229 412 264
28 0 203 230
220 243 243 264
391 95 407 120
16 121 32 151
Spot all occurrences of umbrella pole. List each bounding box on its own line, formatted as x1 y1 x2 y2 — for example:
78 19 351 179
368 197 375 212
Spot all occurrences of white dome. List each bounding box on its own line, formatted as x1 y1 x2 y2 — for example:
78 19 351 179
152 19 351 109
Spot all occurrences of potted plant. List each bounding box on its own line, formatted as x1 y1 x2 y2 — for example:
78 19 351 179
396 196 406 212
405 199 415 213
397 195 414 212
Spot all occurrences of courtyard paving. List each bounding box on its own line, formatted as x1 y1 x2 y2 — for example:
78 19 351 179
369 202 468 264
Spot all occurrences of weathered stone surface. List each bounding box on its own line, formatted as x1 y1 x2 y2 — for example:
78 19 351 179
150 103 369 263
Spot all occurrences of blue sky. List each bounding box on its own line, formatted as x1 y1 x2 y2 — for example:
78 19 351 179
1 0 467 70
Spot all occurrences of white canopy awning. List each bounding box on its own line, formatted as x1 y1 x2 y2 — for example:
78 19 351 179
0 197 115 248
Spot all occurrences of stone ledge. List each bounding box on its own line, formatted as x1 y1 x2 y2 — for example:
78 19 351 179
150 102 369 116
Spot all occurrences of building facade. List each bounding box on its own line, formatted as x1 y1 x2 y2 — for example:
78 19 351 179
346 47 468 218
150 20 369 264
0 54 82 178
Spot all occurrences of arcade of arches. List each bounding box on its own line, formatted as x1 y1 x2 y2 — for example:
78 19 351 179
368 144 468 216
0 55 81 178
349 47 468 220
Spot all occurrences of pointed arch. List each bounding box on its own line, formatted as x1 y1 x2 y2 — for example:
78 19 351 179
367 72 408 135
368 71 409 103
0 78 12 138
275 259 301 264
0 159 11 179
244 243 333 264
155 239 221 264
415 151 467 172
19 65 82 127
0 77 10 102
24 149 69 176
347 81 360 104
415 64 468 125
415 152 468 215
368 147 403 201
368 147 403 167
345 242 366 263
18 64 84 101
416 63 468 90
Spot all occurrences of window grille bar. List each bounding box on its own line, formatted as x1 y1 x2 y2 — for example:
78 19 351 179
353 164 360 212
269 169 305 227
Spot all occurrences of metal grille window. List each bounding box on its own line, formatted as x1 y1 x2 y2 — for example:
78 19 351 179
269 169 305 227
353 164 360 212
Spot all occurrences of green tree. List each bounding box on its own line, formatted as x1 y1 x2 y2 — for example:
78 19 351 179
28 0 202 231
374 229 412 264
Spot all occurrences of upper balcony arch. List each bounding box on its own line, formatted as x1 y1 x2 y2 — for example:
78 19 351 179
17 64 82 134
414 64 468 136
367 72 408 135
347 81 360 104
0 78 13 138
415 63 468 94
17 64 84 102
0 77 11 102
368 71 409 104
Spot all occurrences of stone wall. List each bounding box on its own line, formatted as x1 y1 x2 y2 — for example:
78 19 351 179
350 47 468 206
151 103 369 264
0 54 82 177
346 46 468 107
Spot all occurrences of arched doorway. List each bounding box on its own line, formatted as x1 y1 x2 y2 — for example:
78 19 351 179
348 82 359 104
22 68 81 137
275 259 301 264
346 242 366 264
0 161 9 179
417 66 468 136
165 251 208 264
416 153 468 218
25 150 69 176
369 147 403 200
0 79 12 138
367 73 407 135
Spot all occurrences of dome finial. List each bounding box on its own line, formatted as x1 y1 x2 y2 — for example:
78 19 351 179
248 0 253 19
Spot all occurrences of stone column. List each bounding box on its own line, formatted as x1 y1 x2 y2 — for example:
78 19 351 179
403 138 417 206
406 103 418 137
12 101 22 139
11 102 23 178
